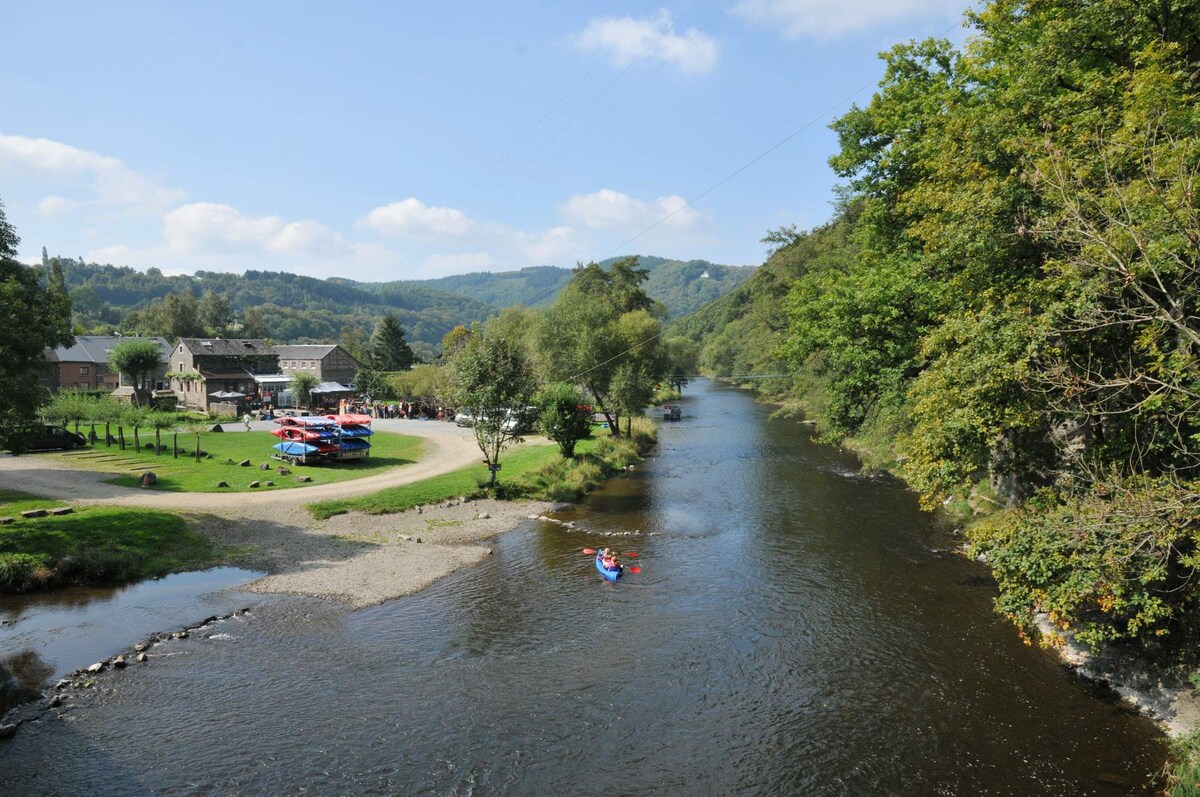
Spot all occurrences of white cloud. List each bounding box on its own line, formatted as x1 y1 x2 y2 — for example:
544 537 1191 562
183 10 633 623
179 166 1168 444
357 198 473 238
560 189 702 230
572 10 719 74
0 133 185 213
163 202 350 259
732 0 959 39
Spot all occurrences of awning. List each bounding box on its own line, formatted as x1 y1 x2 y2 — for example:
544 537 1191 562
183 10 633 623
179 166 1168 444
208 390 247 399
311 382 354 394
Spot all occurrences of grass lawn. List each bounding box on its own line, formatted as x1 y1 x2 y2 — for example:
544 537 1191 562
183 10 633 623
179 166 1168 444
43 431 426 493
307 438 601 519
0 488 67 517
0 492 215 592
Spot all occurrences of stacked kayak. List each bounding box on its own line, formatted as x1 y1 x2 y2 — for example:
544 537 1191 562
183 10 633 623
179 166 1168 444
270 415 372 463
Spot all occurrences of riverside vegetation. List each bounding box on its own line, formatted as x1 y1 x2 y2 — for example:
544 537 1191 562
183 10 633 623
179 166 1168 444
671 1 1200 786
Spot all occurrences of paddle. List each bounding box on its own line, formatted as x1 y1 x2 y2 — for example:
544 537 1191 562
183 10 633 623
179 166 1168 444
622 551 638 557
627 565 641 574
582 548 596 555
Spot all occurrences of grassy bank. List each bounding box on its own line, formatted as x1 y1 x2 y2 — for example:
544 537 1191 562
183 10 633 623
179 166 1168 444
0 489 215 593
309 419 657 520
47 431 425 492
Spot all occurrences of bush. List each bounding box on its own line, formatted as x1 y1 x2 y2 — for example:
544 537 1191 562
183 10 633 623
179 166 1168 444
1170 730 1200 797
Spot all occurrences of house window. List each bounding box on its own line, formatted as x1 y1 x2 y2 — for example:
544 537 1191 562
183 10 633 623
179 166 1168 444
80 366 90 375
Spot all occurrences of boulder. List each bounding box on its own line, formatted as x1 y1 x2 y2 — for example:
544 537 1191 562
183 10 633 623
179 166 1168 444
136 653 148 664
50 507 74 516
248 481 260 489
211 424 224 433
0 518 14 525
415 537 422 543
216 481 229 488
133 642 149 652
295 475 311 483
172 631 188 639
48 694 62 708
0 724 17 740
111 656 127 669
86 662 105 674
264 481 274 487
20 509 47 519
139 472 157 487
238 459 251 467
277 467 291 475
259 463 270 471
477 512 490 520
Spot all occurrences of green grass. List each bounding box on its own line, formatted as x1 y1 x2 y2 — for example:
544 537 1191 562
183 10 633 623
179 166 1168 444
46 431 426 493
0 504 216 592
1171 730 1200 797
0 489 67 516
308 441 573 519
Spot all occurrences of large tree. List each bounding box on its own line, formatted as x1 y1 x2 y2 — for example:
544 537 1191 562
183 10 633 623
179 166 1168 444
0 199 74 449
369 313 414 371
108 340 164 407
536 259 667 437
445 334 537 488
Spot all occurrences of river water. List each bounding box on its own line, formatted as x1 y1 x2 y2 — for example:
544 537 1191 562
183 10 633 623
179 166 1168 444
0 380 1167 794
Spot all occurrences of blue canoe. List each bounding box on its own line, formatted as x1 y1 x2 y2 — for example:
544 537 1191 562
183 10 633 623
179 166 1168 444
273 441 319 456
595 554 622 581
338 438 371 451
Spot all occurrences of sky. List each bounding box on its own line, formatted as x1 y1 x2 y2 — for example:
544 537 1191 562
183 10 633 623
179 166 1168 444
0 1 973 281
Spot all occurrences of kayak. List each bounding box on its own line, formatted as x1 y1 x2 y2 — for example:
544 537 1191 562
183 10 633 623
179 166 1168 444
337 425 374 438
595 554 622 581
271 427 337 441
338 438 371 451
273 441 318 456
275 416 337 428
325 413 372 426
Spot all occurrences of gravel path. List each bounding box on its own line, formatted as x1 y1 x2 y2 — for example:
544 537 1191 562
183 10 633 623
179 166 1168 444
0 419 555 607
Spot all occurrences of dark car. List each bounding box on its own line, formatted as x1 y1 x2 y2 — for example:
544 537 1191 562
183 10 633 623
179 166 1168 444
15 425 87 452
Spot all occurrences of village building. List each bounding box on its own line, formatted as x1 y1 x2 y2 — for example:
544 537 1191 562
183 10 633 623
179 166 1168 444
274 344 362 387
43 335 172 393
170 338 280 413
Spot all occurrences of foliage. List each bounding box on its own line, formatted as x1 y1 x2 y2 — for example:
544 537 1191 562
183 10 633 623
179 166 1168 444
538 382 593 458
1169 729 1200 797
537 258 669 437
289 371 320 408
354 366 393 401
390 364 444 399
969 474 1200 647
107 339 165 406
0 199 75 452
444 333 538 487
369 313 414 371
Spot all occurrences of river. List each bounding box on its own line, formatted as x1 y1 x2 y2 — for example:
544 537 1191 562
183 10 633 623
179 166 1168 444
0 379 1167 794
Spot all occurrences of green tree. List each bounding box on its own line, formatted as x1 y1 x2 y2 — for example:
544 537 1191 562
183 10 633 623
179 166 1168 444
242 306 270 339
537 259 666 437
664 336 700 393
0 199 74 451
538 382 592 458
445 334 537 488
289 371 320 409
108 340 164 407
354 366 392 401
370 313 414 371
199 289 232 336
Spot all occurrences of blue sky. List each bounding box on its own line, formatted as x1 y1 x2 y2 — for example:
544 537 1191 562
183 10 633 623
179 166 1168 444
1 1 971 280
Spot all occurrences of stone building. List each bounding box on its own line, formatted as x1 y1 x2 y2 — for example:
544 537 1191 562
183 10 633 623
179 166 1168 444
169 338 280 412
45 335 172 393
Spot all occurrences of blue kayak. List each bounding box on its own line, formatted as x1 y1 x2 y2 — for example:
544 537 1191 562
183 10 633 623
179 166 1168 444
338 438 371 451
595 554 622 581
273 441 318 456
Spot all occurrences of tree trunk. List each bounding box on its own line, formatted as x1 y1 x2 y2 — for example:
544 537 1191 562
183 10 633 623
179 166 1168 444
105 422 111 447
118 427 125 450
155 429 162 455
173 431 178 459
134 428 140 453
195 435 201 462
588 382 620 438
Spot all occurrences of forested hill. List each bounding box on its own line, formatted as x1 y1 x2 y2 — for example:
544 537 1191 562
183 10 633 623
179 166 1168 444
671 0 1200 670
57 260 495 348
388 256 755 318
56 254 753 348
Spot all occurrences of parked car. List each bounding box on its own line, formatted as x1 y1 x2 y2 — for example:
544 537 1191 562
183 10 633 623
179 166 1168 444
454 410 477 427
12 425 87 452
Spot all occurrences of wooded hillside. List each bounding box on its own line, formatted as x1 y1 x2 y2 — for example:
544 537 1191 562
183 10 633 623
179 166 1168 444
673 0 1200 654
